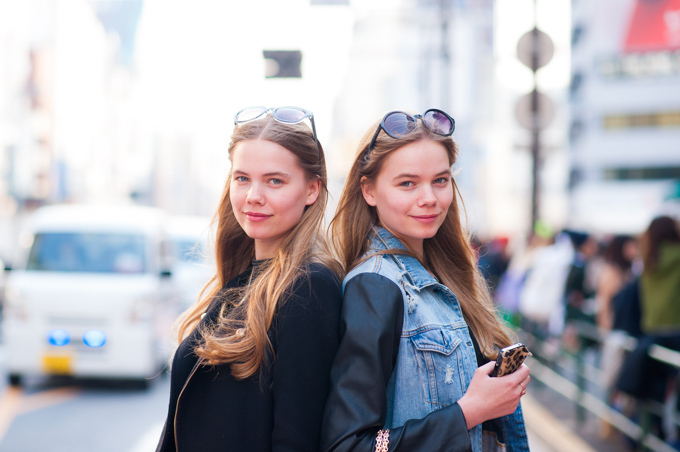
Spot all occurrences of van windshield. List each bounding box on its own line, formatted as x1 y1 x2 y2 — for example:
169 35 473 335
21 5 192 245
27 232 148 273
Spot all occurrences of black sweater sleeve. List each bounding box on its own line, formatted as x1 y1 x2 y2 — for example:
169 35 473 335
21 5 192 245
271 265 343 452
320 273 472 452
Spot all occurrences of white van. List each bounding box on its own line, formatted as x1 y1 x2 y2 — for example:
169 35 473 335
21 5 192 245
2 204 179 387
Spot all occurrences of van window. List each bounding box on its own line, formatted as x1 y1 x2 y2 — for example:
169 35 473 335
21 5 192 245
26 233 148 273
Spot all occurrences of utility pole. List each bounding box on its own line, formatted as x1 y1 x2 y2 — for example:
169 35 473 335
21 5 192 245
440 0 451 111
515 0 554 234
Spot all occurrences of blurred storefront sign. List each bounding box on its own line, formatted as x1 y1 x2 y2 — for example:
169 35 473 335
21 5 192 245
598 50 680 78
597 0 680 79
624 0 680 53
666 180 680 200
599 0 680 78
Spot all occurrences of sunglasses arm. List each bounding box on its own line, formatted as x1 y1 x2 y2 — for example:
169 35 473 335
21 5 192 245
367 125 384 153
309 116 320 159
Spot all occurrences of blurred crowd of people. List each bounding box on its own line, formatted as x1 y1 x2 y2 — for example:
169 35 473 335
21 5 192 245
475 215 680 445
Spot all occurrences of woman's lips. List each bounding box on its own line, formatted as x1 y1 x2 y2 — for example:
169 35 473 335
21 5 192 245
245 212 271 222
411 214 438 224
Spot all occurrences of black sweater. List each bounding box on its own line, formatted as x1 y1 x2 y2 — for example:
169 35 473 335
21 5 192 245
157 262 343 452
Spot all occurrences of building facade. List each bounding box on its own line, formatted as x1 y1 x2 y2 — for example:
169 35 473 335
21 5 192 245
569 0 680 233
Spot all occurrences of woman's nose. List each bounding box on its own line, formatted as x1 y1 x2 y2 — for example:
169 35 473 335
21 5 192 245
418 186 437 206
246 184 265 204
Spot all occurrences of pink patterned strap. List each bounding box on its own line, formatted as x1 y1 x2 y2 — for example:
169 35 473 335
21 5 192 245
375 429 390 452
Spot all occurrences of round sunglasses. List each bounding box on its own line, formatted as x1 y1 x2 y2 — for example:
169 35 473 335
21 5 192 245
234 106 319 158
368 109 455 152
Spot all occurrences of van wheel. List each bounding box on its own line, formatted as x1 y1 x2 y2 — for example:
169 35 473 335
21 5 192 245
8 373 23 387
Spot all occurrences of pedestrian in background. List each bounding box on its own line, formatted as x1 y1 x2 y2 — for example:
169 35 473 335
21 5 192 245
595 234 639 439
616 215 680 440
638 216 680 335
517 230 573 338
156 107 343 452
560 230 599 352
477 236 510 298
595 235 637 332
321 109 530 451
494 231 553 328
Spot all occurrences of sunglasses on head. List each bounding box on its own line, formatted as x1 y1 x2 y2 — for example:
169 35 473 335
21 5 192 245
234 106 320 159
367 109 455 152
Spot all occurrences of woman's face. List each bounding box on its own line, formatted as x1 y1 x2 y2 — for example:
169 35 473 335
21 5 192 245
361 139 453 257
230 139 320 260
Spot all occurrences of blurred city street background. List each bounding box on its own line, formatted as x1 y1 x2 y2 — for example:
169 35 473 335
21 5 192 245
1 0 680 451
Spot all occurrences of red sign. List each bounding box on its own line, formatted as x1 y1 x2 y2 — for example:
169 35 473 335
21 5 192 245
625 0 680 52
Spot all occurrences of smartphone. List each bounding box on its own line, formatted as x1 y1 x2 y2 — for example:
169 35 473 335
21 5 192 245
490 343 532 377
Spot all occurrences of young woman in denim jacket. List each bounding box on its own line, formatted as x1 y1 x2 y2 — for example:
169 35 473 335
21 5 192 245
321 110 531 452
157 107 343 451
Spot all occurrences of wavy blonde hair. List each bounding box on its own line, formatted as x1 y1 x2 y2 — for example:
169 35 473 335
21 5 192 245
175 116 341 379
330 118 512 358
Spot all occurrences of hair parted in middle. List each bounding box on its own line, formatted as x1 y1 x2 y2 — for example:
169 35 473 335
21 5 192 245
175 116 341 379
330 116 513 358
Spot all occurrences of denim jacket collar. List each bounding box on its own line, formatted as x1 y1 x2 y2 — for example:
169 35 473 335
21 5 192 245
370 227 439 290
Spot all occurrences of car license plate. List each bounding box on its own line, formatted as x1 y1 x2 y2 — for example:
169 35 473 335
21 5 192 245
43 354 73 375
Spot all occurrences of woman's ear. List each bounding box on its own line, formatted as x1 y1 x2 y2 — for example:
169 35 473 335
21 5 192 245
360 176 377 207
305 178 322 206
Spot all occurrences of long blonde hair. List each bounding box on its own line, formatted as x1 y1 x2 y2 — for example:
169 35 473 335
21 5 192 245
176 116 340 379
331 118 512 358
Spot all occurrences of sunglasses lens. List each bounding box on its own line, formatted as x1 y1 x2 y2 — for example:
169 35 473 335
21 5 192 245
274 107 307 123
235 107 267 123
383 112 416 137
423 110 454 135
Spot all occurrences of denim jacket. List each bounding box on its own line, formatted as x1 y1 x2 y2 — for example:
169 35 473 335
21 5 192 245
335 227 529 452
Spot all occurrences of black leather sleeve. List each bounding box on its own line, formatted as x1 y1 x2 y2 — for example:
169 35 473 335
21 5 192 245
320 273 472 452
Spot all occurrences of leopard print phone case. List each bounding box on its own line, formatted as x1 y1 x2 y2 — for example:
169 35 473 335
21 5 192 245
490 343 532 377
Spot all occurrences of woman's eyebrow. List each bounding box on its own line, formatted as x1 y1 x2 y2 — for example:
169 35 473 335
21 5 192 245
392 173 419 180
263 171 290 178
392 169 451 180
232 170 290 178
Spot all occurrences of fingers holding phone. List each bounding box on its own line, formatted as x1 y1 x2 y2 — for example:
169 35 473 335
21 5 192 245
459 360 531 428
492 342 532 399
490 343 532 377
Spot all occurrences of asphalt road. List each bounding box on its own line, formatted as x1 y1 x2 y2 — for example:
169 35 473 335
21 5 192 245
0 352 169 452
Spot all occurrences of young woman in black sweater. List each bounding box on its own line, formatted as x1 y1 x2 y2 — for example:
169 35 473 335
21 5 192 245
156 107 343 452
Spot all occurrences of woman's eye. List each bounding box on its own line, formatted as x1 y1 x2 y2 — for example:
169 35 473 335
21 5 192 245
399 181 414 187
269 178 283 185
434 177 449 184
235 176 249 183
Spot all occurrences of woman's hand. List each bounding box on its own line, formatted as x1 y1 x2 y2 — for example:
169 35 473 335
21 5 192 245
457 361 531 429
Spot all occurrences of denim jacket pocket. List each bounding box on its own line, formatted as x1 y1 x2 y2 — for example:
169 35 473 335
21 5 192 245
409 327 467 409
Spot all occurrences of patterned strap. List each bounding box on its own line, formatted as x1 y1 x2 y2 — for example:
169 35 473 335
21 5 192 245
375 429 390 452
